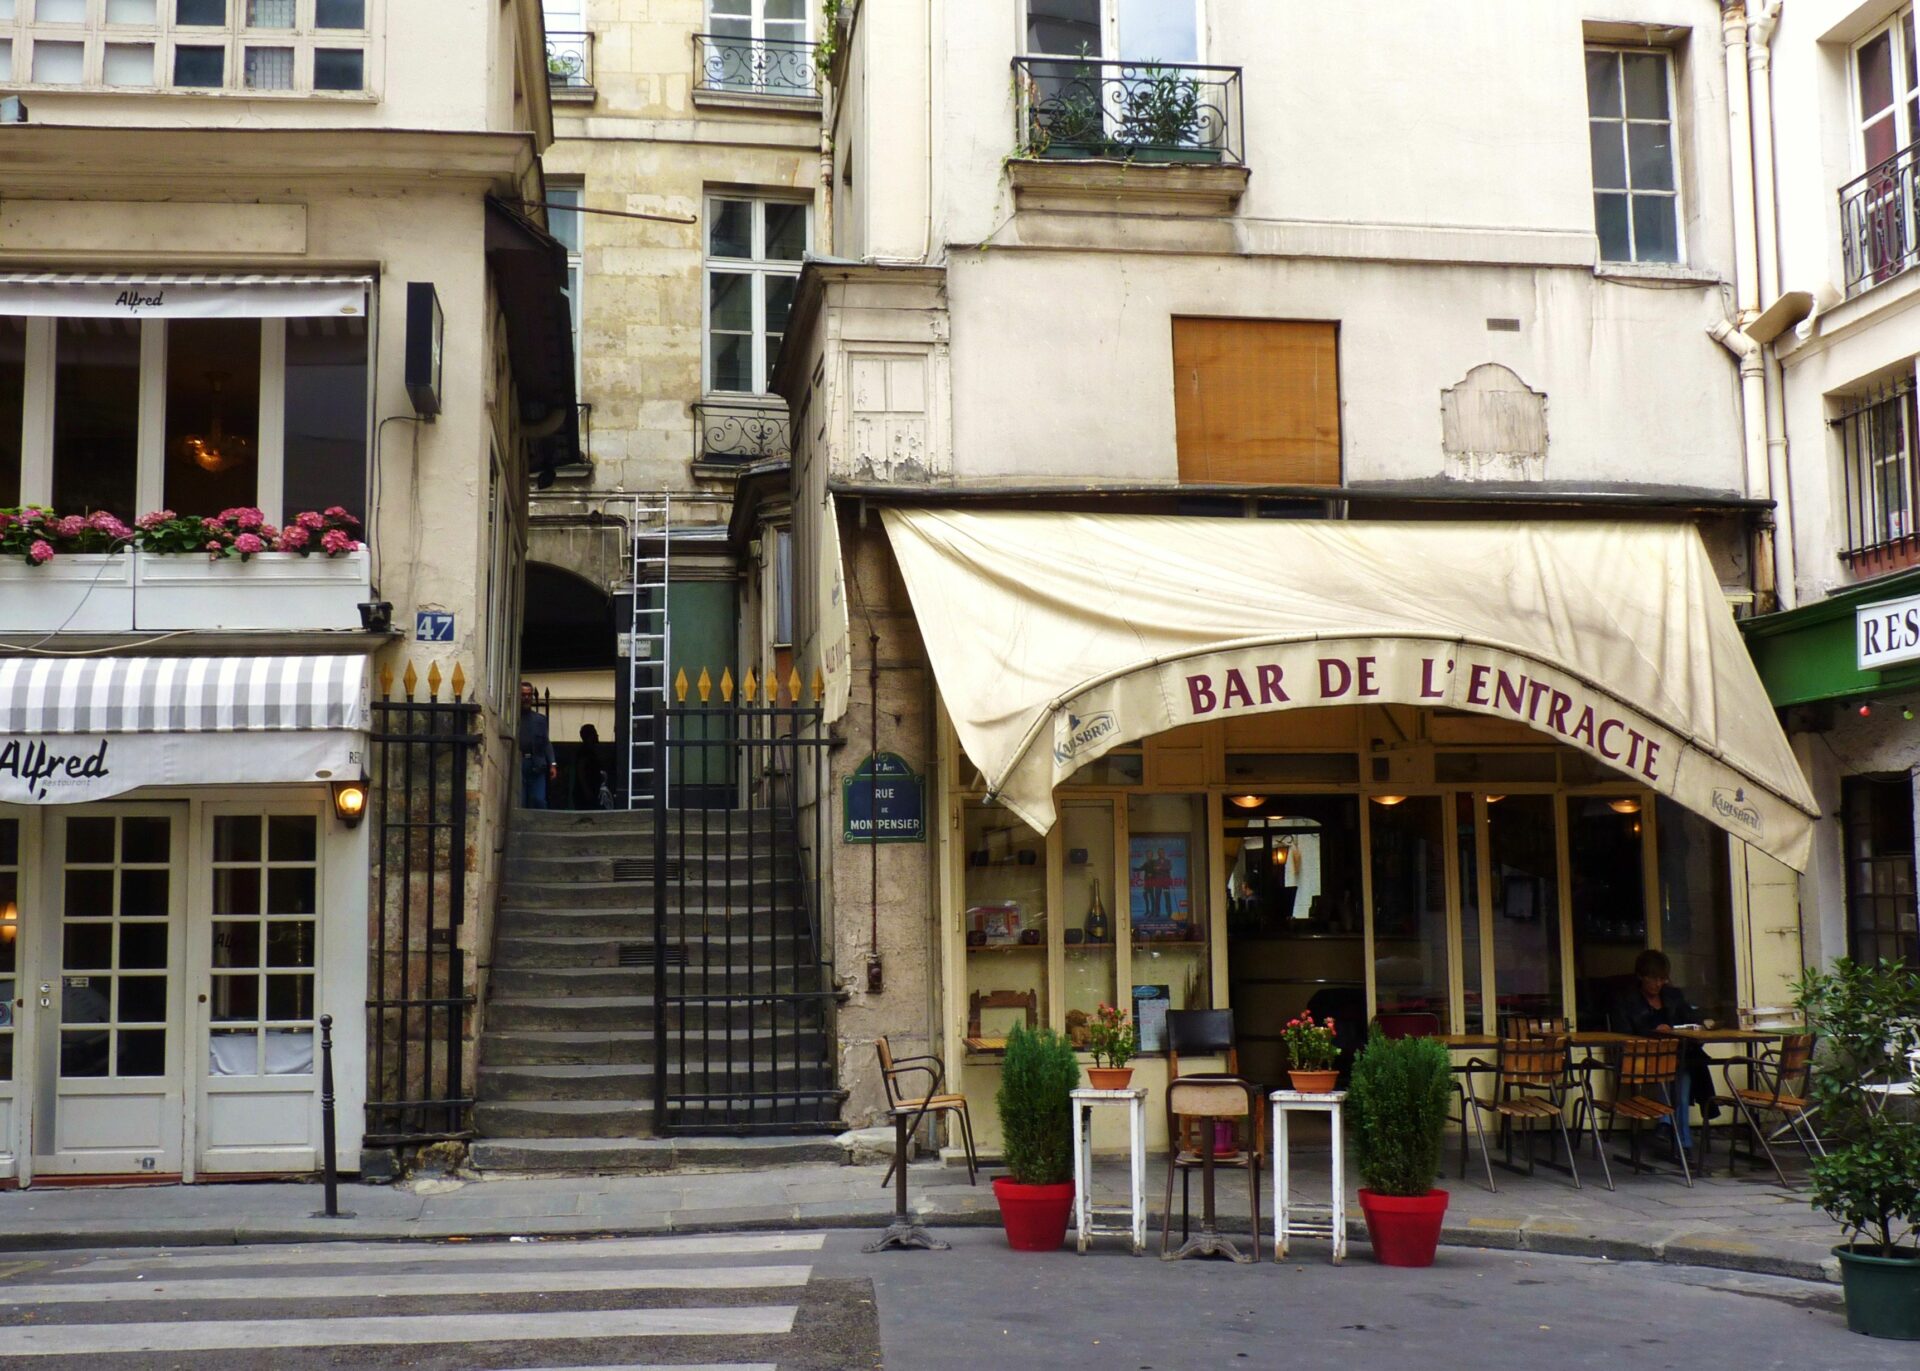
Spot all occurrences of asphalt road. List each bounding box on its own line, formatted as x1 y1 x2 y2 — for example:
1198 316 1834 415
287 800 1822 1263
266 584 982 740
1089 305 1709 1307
0 1227 1902 1370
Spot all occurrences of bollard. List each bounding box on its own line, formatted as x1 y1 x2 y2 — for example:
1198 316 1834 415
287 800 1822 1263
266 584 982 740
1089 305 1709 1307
313 1013 353 1219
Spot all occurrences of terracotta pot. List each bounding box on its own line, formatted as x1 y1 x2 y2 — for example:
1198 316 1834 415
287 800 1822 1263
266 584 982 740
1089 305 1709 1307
992 1177 1075 1252
1357 1188 1450 1267
1288 1069 1340 1093
1086 1066 1134 1090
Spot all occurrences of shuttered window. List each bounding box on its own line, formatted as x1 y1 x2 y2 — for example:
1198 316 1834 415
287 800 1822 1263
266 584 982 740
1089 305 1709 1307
1171 318 1341 486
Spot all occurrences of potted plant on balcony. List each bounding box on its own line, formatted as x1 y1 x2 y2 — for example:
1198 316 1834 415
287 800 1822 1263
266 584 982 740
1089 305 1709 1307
1281 1010 1341 1093
1085 1002 1136 1089
993 1022 1079 1251
1348 1026 1455 1267
1794 958 1920 1340
1118 65 1219 163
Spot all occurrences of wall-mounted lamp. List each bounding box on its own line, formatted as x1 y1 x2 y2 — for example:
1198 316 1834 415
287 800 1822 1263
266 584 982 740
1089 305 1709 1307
332 778 369 828
0 899 15 942
1608 797 1642 815
1370 794 1407 807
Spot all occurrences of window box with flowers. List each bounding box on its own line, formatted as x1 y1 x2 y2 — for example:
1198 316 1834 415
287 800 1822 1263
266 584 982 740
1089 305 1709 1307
0 506 368 635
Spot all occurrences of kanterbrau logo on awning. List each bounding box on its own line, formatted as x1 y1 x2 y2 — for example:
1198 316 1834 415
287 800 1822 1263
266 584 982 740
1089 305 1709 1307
1711 786 1763 837
0 738 110 800
1054 710 1117 765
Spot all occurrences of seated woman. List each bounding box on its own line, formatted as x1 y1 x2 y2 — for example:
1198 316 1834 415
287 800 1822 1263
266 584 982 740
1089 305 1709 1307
1613 949 1718 1155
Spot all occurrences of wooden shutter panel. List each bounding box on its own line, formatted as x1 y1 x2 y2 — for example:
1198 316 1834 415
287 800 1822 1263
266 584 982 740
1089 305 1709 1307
1172 318 1341 485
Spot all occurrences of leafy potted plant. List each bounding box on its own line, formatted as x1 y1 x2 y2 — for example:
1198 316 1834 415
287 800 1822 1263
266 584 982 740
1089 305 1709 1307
993 1022 1079 1251
1281 1010 1340 1093
1794 958 1920 1340
1118 65 1219 162
1085 1003 1136 1089
1347 1027 1455 1267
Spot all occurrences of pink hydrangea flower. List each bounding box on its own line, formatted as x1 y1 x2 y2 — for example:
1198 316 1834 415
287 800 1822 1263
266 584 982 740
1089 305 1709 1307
233 533 265 555
323 506 361 526
320 528 353 556
236 508 264 530
204 540 226 555
296 511 326 531
0 513 13 532
277 525 311 551
88 512 132 540
53 515 88 538
202 517 226 533
27 540 54 565
136 509 176 531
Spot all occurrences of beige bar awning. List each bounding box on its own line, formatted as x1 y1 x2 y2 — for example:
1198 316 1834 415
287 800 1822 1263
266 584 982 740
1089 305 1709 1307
881 509 1818 869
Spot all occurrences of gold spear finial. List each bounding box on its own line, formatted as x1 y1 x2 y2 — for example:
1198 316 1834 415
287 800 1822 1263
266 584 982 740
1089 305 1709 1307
697 667 713 703
674 668 690 703
402 661 419 700
451 662 466 700
427 661 443 699
719 668 734 703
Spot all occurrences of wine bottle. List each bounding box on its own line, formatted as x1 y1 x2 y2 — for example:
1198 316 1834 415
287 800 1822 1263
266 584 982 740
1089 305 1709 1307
1085 877 1110 944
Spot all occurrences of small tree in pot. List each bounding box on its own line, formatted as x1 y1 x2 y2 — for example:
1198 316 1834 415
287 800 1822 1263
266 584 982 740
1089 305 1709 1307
1347 1027 1455 1267
993 1023 1080 1251
1794 958 1920 1340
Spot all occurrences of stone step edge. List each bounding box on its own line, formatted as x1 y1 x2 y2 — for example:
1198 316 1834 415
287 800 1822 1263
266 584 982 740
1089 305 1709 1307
466 1134 851 1176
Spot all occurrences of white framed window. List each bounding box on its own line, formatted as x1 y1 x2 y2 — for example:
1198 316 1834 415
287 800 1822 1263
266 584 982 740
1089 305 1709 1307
208 811 319 1078
1855 7 1920 173
5 0 371 95
1584 46 1681 264
1025 0 1204 62
546 181 584 394
1843 7 1920 292
704 195 808 396
702 0 813 95
1 312 371 526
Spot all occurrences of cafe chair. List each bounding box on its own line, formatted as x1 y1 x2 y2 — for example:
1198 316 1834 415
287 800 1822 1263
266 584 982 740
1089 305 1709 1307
874 1037 977 1187
1160 1075 1262 1263
1721 1032 1824 1186
1579 1036 1692 1187
1466 1034 1601 1192
1165 1008 1264 1156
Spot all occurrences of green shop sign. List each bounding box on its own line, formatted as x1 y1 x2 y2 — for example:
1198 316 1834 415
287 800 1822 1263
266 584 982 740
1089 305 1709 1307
1744 567 1920 707
842 752 925 844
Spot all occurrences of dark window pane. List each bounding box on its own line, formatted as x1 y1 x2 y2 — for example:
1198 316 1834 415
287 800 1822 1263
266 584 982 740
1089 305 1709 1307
119 921 168 970
176 0 225 22
0 1037 11 1082
1632 195 1679 262
52 318 141 520
1861 30 1895 120
709 200 752 258
118 975 167 1023
0 318 24 507
313 47 363 90
64 871 115 919
710 332 752 393
1585 51 1620 117
283 316 368 525
0 817 16 866
1627 122 1674 191
1594 193 1631 261
63 923 113 971
122 817 170 864
213 920 261 969
267 815 318 862
67 817 115 864
265 921 316 968
314 0 364 27
63 976 110 1022
214 867 261 917
120 868 170 917
211 973 259 1021
266 867 315 915
214 815 262 863
765 203 807 262
61 1030 110 1077
1622 53 1668 119
164 318 260 514
266 973 313 1020
174 45 225 86
709 271 751 331
1028 0 1100 55
1588 122 1626 190
117 1028 166 1076
765 274 796 336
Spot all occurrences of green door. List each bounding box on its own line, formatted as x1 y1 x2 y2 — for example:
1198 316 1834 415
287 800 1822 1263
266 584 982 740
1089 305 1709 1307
668 580 737 805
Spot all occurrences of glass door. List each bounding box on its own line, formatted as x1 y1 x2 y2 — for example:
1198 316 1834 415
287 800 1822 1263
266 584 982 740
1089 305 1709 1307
35 807 186 1176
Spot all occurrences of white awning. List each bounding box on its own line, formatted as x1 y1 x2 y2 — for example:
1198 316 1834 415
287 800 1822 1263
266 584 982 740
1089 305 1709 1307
0 273 370 320
881 510 1820 869
0 655 367 804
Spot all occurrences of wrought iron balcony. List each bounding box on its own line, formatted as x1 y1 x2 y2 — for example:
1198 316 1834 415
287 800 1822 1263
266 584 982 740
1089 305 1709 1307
1840 140 1920 295
1834 385 1920 576
693 33 819 100
547 30 594 93
1011 55 1244 165
696 398 792 465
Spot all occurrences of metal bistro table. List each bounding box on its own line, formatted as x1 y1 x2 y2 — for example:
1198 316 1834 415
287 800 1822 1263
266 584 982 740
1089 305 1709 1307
1269 1088 1347 1263
1070 1086 1148 1254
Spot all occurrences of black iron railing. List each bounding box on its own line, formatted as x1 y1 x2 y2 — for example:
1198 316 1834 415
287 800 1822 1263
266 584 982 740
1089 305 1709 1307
365 672 482 1145
694 33 819 99
1841 141 1920 295
1833 385 1919 562
547 30 594 90
652 681 839 1134
1012 55 1244 164
696 398 792 463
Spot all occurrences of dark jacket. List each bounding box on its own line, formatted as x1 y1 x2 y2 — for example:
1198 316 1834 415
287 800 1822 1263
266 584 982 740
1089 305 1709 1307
1613 983 1716 1111
517 708 554 768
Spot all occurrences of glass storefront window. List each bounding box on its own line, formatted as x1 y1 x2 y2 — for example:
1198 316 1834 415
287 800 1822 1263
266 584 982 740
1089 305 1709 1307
1455 793 1485 1033
209 812 318 1076
1657 797 1734 1025
1371 795 1454 1031
1060 799 1117 1051
164 318 262 515
1568 795 1648 1029
0 818 17 1082
1488 794 1563 1028
1127 793 1209 1050
963 804 1047 1049
52 318 142 519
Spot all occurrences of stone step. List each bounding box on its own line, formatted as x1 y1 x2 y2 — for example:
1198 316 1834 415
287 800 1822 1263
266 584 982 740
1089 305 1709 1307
472 1099 653 1139
497 879 806 911
490 934 826 975
511 808 779 835
504 852 800 885
488 963 825 997
478 1026 831 1066
494 907 820 940
478 1060 835 1101
467 1134 847 1174
485 994 831 1033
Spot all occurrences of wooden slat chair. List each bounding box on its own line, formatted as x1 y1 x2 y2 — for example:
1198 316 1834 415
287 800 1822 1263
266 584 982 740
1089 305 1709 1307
1720 1032 1824 1185
875 1036 977 1187
1165 1008 1264 1158
1466 1034 1599 1192
1582 1036 1692 1186
1160 1075 1262 1263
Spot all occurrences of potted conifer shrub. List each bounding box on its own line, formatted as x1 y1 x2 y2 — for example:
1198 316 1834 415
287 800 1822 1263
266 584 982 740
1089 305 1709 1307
1794 958 1920 1340
1347 1026 1455 1267
993 1022 1079 1251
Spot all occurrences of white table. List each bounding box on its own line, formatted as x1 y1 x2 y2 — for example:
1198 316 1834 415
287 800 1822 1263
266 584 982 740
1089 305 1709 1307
1070 1087 1148 1255
1270 1089 1347 1263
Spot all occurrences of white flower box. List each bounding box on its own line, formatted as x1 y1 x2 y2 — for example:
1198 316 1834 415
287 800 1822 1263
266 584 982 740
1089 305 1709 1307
132 549 372 632
0 553 136 633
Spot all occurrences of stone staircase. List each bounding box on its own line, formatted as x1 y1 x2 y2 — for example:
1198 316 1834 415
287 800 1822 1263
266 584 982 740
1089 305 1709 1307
469 807 844 1173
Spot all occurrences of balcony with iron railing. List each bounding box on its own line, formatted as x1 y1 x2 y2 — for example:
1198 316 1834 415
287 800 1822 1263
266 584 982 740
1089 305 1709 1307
1839 140 1920 296
693 33 820 104
1834 385 1920 577
1011 55 1244 165
693 397 793 474
547 30 594 99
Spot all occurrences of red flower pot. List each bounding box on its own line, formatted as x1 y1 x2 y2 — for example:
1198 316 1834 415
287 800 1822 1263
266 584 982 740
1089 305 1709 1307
992 1177 1075 1252
1085 1067 1134 1090
1357 1188 1450 1267
1288 1070 1340 1094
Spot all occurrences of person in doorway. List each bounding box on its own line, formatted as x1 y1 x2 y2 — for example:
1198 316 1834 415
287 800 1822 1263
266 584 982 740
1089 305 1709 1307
572 723 609 810
1613 948 1718 1157
518 681 556 809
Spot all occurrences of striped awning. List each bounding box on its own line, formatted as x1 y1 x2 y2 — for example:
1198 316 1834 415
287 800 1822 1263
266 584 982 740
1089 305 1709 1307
0 656 367 736
0 273 370 319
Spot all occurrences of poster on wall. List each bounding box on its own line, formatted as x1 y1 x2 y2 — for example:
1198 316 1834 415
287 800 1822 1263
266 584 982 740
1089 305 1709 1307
1132 984 1171 1053
1128 833 1191 939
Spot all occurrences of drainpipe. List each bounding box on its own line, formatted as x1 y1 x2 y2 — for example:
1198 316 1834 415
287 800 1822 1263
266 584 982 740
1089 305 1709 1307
1722 3 1762 319
1710 319 1779 609
1747 1 1799 609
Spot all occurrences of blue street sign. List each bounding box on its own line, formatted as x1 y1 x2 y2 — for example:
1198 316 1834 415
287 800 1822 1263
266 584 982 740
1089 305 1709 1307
842 752 925 844
415 611 455 643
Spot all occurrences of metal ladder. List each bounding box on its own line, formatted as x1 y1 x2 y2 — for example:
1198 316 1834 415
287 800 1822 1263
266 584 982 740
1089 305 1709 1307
625 492 671 809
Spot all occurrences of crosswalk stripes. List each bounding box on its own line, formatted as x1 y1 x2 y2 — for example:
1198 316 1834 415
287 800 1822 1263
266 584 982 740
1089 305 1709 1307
0 1230 871 1368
